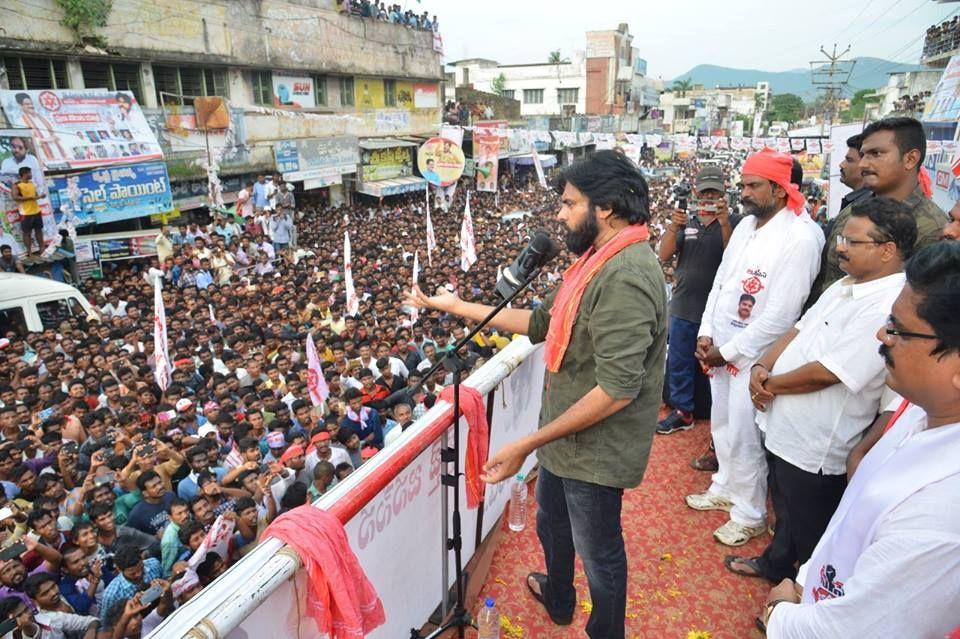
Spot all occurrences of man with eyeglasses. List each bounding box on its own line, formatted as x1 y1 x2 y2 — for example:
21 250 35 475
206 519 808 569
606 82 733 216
723 197 915 594
759 240 960 638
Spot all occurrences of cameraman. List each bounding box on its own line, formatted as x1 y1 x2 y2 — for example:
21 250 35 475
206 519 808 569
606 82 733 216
657 165 738 438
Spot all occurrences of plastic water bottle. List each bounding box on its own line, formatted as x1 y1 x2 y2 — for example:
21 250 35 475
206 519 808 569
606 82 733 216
477 597 500 639
508 473 527 532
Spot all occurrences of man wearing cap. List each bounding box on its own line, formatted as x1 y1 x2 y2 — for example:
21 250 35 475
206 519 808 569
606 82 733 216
657 165 739 435
687 149 824 547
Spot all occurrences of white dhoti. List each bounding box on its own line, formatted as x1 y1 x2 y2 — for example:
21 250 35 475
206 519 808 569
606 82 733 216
707 366 767 527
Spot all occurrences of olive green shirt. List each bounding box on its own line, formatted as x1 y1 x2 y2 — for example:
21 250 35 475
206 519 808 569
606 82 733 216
807 184 947 307
527 241 667 489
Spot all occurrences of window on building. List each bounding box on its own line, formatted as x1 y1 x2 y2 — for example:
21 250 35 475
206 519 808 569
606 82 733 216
501 90 515 99
80 61 144 104
314 75 327 106
252 71 272 106
384 79 396 107
523 89 544 104
3 56 68 90
154 65 231 105
557 88 578 104
340 77 355 106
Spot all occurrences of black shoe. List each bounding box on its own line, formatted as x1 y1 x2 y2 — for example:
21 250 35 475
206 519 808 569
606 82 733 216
657 410 694 435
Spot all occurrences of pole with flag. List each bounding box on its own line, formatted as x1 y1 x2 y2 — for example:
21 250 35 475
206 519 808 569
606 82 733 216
410 251 420 325
531 142 547 189
344 231 360 316
153 277 171 392
460 190 477 271
305 332 330 406
425 188 437 267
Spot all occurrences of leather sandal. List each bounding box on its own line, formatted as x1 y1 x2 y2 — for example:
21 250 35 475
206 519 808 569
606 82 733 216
526 572 573 625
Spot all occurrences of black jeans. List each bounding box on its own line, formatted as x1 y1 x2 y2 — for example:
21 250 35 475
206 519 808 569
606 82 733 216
758 451 847 582
536 466 626 639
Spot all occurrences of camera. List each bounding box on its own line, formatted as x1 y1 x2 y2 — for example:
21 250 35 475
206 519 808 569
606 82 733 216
672 183 692 211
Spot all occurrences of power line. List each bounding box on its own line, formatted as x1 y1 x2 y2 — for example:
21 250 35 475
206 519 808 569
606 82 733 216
810 44 856 126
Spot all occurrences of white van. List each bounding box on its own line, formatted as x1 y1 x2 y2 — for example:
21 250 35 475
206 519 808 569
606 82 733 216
0 273 99 337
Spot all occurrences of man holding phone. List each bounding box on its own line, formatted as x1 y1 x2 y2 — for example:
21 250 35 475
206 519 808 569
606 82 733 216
657 165 738 436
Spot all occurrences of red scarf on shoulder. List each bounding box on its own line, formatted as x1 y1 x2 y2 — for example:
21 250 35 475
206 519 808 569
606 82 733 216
544 224 650 373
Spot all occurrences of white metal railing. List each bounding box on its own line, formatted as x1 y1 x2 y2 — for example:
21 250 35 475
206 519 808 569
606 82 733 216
148 337 544 638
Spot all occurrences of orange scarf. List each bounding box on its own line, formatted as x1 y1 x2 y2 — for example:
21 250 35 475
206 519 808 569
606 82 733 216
544 224 650 373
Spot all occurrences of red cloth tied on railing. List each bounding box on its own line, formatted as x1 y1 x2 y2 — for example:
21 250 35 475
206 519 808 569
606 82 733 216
263 505 386 639
439 384 489 509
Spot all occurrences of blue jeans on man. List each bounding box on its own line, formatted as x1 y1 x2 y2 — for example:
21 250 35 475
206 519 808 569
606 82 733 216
536 466 626 639
666 316 700 413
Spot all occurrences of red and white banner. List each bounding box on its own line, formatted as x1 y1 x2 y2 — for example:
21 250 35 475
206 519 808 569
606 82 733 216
460 192 477 271
188 514 234 568
305 332 330 406
153 280 171 392
344 231 359 316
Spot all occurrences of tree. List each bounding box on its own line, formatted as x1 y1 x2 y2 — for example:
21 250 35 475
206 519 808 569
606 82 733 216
491 73 507 97
672 77 693 97
765 93 805 124
841 89 880 123
547 50 569 64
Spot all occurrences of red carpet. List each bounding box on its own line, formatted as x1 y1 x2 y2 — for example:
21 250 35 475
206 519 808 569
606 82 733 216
472 419 770 639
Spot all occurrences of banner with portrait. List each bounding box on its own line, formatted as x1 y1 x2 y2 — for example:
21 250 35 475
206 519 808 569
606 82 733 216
417 137 465 188
0 130 56 255
0 89 163 170
474 135 499 193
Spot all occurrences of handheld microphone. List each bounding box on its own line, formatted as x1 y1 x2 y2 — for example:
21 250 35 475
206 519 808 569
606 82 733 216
495 230 561 299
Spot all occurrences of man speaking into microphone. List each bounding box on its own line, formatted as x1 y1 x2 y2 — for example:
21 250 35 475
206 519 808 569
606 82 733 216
405 150 667 639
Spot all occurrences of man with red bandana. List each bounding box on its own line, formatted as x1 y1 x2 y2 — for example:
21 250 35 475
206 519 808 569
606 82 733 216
686 149 824 547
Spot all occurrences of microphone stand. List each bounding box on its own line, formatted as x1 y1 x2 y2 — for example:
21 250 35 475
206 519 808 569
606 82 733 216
412 268 541 639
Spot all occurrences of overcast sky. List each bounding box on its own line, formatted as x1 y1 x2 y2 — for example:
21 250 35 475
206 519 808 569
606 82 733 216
414 0 959 79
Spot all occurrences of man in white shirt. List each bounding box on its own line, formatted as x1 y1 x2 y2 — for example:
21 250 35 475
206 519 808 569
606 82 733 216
236 182 254 218
762 240 960 639
724 198 916 584
686 149 824 547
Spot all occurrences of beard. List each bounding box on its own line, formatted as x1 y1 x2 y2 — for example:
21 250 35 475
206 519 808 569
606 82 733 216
741 197 778 218
564 207 600 256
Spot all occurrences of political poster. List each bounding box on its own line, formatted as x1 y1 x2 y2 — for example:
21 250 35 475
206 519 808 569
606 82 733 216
0 130 56 255
356 79 386 109
417 137 465 187
923 55 960 123
273 136 359 182
49 161 173 226
474 136 499 193
361 146 414 182
271 74 315 109
474 120 509 156
0 89 163 170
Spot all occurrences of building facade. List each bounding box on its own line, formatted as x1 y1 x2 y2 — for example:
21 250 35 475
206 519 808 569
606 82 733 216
0 0 444 209
660 82 770 134
449 23 659 119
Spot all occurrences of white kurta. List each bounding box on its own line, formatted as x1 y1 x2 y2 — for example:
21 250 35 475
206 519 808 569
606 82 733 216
699 208 823 526
768 407 960 638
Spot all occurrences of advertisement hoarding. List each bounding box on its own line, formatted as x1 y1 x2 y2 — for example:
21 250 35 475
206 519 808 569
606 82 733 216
274 136 359 182
49 161 173 226
0 89 163 170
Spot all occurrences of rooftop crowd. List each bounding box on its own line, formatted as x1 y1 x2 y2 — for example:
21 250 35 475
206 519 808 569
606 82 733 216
1 117 959 637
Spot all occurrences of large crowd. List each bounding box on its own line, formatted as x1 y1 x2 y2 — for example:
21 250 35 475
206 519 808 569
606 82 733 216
2 117 959 638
